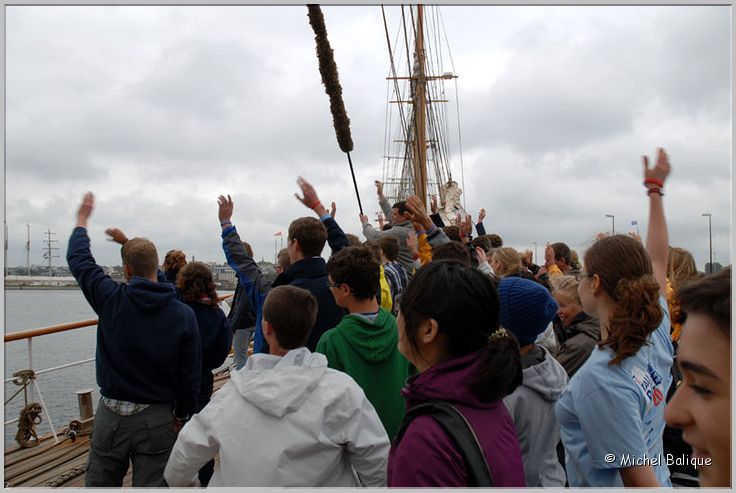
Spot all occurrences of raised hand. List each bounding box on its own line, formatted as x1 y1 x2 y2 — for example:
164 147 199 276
406 195 433 230
475 246 488 265
330 201 337 218
595 232 609 242
295 177 328 217
628 231 642 243
463 214 473 237
374 180 384 197
359 214 370 225
478 208 486 223
76 192 94 226
217 195 234 223
294 177 321 209
377 212 385 230
105 228 128 245
407 230 419 256
643 147 671 187
430 195 438 214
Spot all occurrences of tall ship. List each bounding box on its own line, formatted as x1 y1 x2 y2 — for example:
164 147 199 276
379 5 467 224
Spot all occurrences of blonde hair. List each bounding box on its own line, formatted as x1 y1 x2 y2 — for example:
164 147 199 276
667 247 698 293
492 247 522 277
550 275 582 306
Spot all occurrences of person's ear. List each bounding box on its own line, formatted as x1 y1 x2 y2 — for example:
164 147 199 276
420 318 440 345
123 264 132 279
263 319 273 338
590 274 602 295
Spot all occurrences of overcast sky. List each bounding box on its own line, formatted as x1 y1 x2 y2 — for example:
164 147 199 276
3 5 731 272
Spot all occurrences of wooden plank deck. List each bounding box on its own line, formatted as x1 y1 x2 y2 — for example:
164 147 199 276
5 369 232 487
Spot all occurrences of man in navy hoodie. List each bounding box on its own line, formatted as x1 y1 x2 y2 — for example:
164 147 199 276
66 192 201 487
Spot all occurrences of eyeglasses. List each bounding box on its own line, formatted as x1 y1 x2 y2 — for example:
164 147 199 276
326 281 343 289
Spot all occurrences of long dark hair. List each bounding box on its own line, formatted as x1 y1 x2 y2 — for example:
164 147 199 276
584 235 663 365
400 260 522 402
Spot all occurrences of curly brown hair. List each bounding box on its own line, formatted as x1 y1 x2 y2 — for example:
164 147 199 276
176 261 219 308
584 235 663 365
163 249 187 274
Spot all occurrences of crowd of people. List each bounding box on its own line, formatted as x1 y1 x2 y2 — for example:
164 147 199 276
66 147 731 488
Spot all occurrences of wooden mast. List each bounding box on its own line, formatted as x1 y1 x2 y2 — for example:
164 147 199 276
412 4 428 207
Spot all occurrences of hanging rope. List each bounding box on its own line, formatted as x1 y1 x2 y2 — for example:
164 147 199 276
16 403 43 448
438 8 467 209
306 5 363 214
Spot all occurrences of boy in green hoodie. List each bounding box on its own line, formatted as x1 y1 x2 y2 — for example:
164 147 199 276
317 246 409 439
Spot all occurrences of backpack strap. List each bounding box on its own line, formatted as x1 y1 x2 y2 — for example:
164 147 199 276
394 401 494 487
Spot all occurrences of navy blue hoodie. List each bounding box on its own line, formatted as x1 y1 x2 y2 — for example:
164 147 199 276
67 227 201 418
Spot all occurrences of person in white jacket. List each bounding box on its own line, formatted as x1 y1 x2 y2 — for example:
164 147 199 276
164 285 390 487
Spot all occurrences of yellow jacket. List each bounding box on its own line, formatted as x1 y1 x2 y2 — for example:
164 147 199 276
379 265 393 313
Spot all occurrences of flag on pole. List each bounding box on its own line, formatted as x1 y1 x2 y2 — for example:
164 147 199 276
273 231 282 237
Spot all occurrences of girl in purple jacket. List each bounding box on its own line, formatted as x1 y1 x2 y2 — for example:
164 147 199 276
388 260 526 487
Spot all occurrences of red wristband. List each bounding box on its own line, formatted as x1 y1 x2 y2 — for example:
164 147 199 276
644 177 664 188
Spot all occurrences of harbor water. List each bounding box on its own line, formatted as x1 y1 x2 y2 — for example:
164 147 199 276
4 288 233 447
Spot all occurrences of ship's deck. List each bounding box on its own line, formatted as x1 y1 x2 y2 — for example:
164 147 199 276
4 370 231 487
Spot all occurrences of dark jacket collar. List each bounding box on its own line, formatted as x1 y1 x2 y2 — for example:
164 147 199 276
272 256 327 287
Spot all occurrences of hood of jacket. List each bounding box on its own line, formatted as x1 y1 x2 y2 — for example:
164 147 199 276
565 312 601 341
401 349 492 410
125 277 177 313
272 257 327 287
519 346 568 401
230 347 328 418
335 308 399 363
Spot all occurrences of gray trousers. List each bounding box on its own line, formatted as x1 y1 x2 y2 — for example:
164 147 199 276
85 400 176 487
232 326 255 370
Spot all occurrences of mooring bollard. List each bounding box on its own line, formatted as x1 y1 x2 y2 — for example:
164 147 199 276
69 388 95 437
75 389 94 419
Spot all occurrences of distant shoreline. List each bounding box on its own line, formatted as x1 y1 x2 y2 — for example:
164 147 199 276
4 285 81 290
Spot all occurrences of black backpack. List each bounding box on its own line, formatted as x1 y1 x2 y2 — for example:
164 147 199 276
394 401 493 487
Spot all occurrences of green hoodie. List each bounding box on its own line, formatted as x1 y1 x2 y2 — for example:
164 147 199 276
316 308 409 439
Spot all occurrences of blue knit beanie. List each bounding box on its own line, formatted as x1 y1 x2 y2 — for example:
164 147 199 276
498 276 558 345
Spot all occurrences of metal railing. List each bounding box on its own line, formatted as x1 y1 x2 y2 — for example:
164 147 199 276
4 294 234 447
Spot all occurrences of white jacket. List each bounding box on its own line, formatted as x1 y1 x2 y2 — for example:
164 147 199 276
164 347 389 487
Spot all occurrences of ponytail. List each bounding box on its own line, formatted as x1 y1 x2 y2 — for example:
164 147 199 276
468 328 523 402
602 275 663 365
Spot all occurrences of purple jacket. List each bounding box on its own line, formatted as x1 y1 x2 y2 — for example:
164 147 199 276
388 350 526 487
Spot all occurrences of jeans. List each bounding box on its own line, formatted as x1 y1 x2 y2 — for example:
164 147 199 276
232 326 255 370
85 400 175 487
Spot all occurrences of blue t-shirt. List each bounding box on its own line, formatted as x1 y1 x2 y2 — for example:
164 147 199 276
555 296 674 487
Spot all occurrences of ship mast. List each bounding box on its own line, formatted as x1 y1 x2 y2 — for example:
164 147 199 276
412 5 428 207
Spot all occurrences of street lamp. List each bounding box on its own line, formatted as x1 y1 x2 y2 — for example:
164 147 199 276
702 212 712 273
605 214 615 236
